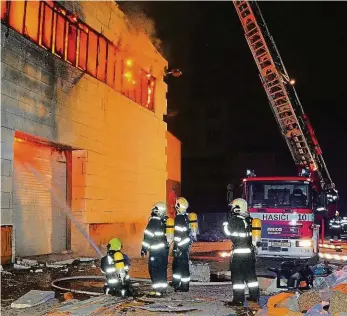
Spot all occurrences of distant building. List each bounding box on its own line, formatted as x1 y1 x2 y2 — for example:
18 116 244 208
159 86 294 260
1 0 180 262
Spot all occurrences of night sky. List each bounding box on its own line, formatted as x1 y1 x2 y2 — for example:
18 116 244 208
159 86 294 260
120 2 347 213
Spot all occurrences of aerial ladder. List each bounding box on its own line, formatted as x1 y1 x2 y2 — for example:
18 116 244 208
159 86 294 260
232 1 339 218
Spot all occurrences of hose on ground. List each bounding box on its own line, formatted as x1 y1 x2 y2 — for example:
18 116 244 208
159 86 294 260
51 276 233 296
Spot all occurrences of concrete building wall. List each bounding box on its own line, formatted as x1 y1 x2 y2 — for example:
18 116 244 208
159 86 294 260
1 1 170 258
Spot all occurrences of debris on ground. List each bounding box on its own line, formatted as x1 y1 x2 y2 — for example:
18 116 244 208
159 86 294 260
258 264 347 315
35 269 43 273
298 290 322 312
47 295 121 315
21 259 39 267
189 261 210 282
79 257 97 262
329 291 347 314
263 278 288 294
136 304 198 312
46 263 64 269
53 259 75 265
11 290 55 308
1 265 12 275
63 292 74 301
14 264 31 270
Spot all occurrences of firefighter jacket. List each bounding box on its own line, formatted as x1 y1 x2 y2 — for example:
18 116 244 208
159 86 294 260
223 214 253 252
329 215 342 230
173 213 191 251
142 216 168 252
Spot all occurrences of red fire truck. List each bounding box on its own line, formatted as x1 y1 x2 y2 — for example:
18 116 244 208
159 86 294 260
232 1 339 262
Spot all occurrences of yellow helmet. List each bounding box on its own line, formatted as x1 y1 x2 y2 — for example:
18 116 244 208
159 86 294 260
175 197 189 214
230 198 248 216
152 202 167 217
108 238 122 251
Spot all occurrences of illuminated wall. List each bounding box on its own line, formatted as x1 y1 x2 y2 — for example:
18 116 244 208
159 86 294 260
1 1 171 258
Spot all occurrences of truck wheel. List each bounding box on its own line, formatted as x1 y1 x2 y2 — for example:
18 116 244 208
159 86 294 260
308 254 319 266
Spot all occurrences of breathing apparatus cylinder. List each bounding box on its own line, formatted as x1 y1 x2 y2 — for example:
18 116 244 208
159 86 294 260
252 218 262 246
166 217 175 244
189 212 199 239
114 251 125 271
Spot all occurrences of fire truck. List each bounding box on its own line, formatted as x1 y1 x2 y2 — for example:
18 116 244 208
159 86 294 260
231 1 339 262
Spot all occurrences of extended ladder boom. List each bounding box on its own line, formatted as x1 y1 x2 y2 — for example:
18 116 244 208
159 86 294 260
233 1 335 192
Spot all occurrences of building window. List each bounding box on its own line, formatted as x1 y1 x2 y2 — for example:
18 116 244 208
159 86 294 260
54 11 66 58
97 36 107 82
1 0 157 112
78 28 88 70
106 43 116 88
67 23 77 65
87 30 97 77
24 1 40 42
41 2 53 50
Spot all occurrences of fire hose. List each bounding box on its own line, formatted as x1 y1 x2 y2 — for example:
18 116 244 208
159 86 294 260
51 276 233 296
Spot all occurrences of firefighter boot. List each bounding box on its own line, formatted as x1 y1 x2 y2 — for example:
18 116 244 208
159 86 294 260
179 281 190 292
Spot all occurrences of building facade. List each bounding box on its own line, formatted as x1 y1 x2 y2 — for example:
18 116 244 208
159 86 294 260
1 0 180 262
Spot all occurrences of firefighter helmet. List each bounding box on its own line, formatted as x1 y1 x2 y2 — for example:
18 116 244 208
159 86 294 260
175 197 189 214
230 198 248 216
152 202 167 217
108 238 122 251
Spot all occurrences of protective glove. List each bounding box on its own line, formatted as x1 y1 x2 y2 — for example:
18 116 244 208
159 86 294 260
141 247 147 257
173 248 182 257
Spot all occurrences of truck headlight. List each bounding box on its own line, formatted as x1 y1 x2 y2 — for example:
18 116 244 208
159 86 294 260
298 240 312 247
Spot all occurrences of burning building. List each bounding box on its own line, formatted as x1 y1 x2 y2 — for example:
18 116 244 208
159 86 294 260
0 0 180 262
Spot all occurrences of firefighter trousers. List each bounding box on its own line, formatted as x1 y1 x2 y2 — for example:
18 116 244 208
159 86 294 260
148 249 169 292
230 252 259 302
172 249 190 291
330 228 341 240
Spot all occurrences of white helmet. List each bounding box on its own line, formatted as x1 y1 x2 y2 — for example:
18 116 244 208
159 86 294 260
152 202 167 217
230 198 248 217
175 197 189 214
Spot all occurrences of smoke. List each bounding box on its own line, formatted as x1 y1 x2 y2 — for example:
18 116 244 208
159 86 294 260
119 2 163 55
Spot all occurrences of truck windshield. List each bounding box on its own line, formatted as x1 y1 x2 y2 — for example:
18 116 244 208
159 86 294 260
247 181 311 209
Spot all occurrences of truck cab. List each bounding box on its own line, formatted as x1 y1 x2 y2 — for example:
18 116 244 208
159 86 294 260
242 176 320 262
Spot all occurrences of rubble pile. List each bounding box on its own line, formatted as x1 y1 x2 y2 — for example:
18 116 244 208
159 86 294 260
257 264 347 315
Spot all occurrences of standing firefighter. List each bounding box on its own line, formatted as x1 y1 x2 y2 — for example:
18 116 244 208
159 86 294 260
141 202 169 296
329 210 342 242
223 198 259 306
172 197 191 292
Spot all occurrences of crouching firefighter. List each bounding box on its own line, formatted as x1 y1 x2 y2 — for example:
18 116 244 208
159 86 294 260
223 198 259 306
100 238 131 297
141 202 169 297
172 197 191 292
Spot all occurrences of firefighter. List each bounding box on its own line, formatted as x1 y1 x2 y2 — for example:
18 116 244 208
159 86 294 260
141 202 169 296
223 198 259 306
100 238 131 296
172 197 191 292
329 210 342 242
